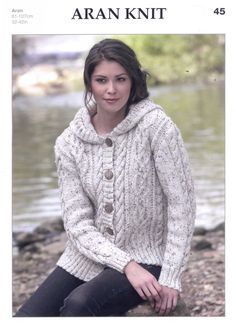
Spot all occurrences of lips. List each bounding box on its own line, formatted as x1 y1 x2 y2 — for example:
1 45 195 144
104 98 119 102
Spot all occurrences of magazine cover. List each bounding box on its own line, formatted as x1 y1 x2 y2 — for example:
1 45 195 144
0 0 234 325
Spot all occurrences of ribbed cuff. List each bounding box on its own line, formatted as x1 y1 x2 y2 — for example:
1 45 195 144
158 265 182 292
107 251 133 273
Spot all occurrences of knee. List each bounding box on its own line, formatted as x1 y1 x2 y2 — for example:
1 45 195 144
60 290 95 317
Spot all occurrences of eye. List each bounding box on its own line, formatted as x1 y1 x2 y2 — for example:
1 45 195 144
117 77 126 82
95 78 107 84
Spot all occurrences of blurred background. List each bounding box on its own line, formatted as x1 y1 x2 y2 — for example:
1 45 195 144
12 34 225 233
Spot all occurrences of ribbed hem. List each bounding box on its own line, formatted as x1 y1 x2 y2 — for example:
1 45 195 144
57 244 133 278
56 250 104 281
158 265 182 291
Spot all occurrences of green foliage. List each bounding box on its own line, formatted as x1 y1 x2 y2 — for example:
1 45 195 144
114 35 224 84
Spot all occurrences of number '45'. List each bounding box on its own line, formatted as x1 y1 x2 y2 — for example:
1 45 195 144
214 8 225 15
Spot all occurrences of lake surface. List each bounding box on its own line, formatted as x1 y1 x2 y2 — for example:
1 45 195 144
12 82 224 231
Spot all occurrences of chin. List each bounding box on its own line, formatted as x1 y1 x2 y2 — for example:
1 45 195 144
101 102 127 113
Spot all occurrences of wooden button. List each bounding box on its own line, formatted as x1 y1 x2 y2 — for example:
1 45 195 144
105 138 113 147
106 227 114 235
104 203 113 213
104 170 113 180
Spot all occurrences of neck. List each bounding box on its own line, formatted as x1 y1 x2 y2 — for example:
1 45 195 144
92 108 126 135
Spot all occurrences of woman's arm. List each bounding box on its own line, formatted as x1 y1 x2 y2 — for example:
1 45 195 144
54 135 132 273
123 117 194 314
151 119 196 292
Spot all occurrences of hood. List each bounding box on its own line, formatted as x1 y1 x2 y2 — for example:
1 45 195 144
70 98 162 144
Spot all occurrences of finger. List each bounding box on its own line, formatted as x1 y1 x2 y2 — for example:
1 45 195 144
153 284 162 309
172 293 178 310
152 280 162 298
154 293 162 313
165 295 173 315
147 283 161 304
156 294 168 316
142 285 155 306
154 296 162 312
136 287 147 301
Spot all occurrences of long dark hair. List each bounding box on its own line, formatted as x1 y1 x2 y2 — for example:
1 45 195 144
83 38 149 112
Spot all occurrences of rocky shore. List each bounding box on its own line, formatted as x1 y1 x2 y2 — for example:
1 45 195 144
12 219 225 316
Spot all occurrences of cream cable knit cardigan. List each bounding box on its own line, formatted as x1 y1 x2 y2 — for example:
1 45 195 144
55 98 196 291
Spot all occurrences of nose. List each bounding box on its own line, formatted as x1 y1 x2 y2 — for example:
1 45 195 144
107 81 116 94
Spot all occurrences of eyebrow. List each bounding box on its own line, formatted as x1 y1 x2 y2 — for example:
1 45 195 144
92 73 129 78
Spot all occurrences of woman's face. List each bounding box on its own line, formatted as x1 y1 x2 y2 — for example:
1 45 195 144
90 60 132 115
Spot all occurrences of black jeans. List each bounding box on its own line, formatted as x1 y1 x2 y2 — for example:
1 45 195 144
15 264 161 317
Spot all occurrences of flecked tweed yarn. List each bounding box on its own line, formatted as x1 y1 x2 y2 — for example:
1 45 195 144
54 98 196 291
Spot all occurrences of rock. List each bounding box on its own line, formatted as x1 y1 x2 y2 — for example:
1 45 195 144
193 239 212 251
192 305 202 314
34 218 64 235
13 218 64 251
22 252 33 261
13 232 46 249
211 222 225 232
126 298 190 316
194 227 207 236
22 243 41 253
194 222 225 236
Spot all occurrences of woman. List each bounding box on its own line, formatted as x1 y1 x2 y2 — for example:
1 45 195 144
15 38 196 317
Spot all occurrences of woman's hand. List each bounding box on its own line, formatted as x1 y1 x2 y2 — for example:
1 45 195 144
124 261 162 308
154 285 178 315
124 261 179 315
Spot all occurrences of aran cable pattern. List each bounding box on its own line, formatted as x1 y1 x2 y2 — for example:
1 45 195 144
54 98 196 291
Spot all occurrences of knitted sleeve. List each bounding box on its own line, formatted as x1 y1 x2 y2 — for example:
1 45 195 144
151 119 196 291
54 135 132 273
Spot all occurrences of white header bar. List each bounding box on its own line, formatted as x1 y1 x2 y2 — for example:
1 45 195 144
5 0 233 34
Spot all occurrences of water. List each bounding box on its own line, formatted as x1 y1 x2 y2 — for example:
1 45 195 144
12 83 224 232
